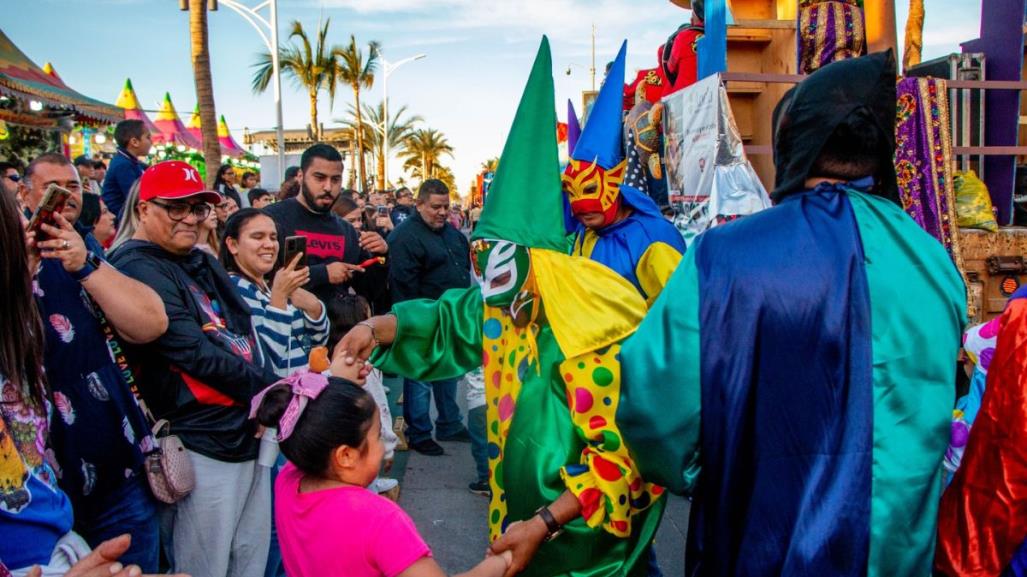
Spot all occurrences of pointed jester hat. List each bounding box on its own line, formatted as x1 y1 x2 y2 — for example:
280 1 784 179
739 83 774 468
471 36 565 310
562 40 628 225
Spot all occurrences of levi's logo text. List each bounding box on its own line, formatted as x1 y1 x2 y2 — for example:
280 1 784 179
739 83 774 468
297 230 345 258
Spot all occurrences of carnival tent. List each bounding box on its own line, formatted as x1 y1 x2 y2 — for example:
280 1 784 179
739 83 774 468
0 29 121 127
217 114 247 158
187 106 248 158
115 78 161 140
153 92 201 149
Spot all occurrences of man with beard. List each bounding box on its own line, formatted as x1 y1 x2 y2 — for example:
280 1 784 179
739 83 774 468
264 144 388 305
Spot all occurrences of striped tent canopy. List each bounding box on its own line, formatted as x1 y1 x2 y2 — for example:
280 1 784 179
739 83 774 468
217 114 247 158
153 92 201 149
0 30 121 126
188 106 248 158
115 78 161 139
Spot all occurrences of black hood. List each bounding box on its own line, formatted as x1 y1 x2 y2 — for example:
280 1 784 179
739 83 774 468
771 50 898 203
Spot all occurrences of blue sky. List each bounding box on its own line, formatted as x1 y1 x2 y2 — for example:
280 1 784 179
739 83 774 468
7 0 980 195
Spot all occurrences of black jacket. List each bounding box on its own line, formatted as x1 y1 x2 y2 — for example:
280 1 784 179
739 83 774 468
387 211 471 304
109 240 279 462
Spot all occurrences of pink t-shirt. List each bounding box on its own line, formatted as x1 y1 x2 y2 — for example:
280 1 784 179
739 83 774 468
276 463 432 577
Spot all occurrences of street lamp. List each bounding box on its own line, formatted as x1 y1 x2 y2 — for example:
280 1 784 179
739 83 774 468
381 52 425 189
213 0 286 181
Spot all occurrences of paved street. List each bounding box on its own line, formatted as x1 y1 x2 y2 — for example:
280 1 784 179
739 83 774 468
385 376 691 575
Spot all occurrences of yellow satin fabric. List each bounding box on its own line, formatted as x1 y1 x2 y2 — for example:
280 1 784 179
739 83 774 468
529 248 647 359
635 241 684 307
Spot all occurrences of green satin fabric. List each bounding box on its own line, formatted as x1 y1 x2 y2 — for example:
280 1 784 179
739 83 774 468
373 287 663 576
616 247 703 495
372 287 485 381
848 190 967 577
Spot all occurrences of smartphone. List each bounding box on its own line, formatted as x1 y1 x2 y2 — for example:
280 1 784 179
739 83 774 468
376 205 389 216
282 235 307 268
28 184 72 240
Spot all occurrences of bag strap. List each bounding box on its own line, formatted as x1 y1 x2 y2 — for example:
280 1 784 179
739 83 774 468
90 292 157 425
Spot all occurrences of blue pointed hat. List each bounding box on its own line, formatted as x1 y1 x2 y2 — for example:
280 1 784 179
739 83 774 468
571 40 627 169
567 99 581 154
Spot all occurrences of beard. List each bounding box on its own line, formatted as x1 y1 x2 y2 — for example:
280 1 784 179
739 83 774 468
300 181 337 214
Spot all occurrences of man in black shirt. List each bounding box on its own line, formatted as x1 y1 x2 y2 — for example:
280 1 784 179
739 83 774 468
264 144 388 305
390 186 417 226
387 179 472 455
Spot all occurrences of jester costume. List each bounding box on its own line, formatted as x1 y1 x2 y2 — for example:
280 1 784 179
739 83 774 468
563 41 685 305
372 38 664 577
616 52 967 576
936 284 1027 576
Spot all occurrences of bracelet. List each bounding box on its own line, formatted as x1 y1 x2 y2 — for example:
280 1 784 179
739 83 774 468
533 506 563 542
357 321 380 346
70 251 101 282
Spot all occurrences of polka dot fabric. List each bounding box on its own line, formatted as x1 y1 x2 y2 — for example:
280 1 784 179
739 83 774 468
557 345 663 537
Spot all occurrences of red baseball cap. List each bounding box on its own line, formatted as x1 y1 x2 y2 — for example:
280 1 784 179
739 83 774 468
139 161 222 204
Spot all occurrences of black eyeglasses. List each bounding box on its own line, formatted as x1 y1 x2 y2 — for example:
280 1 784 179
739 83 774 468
148 200 212 222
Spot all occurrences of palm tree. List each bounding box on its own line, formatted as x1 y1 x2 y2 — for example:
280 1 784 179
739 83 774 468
480 157 499 174
188 0 221 185
902 0 924 73
335 36 380 193
339 101 422 191
253 19 341 140
399 128 453 181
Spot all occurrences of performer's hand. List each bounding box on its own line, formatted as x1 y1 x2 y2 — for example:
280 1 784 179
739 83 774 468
489 517 549 577
333 323 378 365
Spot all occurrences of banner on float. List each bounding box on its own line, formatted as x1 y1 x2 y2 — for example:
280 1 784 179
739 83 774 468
661 74 770 243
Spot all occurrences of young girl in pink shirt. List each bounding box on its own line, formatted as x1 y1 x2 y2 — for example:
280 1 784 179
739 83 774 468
252 365 511 577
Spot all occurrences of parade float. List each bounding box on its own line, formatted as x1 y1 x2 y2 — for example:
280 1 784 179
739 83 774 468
660 0 1027 321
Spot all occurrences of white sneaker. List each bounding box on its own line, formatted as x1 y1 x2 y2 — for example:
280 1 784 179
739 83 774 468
370 477 399 494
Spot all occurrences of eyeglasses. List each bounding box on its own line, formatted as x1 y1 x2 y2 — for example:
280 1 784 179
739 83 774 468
147 199 212 222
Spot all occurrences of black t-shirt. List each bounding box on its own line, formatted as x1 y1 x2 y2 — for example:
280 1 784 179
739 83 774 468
264 197 369 304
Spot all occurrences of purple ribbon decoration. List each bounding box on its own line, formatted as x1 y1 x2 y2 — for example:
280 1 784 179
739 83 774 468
249 370 330 441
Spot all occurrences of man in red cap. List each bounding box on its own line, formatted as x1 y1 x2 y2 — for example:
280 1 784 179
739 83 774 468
108 160 280 577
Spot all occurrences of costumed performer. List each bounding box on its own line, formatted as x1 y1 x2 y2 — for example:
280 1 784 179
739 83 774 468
562 41 685 306
615 50 967 576
334 37 664 577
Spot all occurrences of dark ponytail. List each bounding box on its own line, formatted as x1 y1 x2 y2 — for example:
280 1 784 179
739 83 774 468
256 377 377 477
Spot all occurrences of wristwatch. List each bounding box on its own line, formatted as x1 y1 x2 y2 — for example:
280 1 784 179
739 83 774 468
533 505 563 542
71 250 102 282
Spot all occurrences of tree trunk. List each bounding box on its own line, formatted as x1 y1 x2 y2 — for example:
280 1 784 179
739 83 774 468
189 0 221 187
902 0 924 73
348 138 357 189
376 138 385 191
353 86 367 193
309 92 319 141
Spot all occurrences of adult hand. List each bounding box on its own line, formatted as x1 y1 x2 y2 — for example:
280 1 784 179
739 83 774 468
329 352 372 384
490 517 549 577
332 323 377 365
20 211 40 273
61 534 191 577
358 231 388 255
270 254 309 310
37 213 87 273
326 261 365 284
374 215 394 232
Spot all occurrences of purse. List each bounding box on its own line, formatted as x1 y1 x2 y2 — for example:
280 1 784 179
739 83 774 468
145 419 196 504
92 294 195 504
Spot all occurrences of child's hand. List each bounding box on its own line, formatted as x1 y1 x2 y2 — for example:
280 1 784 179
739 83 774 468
329 353 370 385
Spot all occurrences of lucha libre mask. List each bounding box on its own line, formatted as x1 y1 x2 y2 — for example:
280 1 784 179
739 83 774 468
472 239 536 325
561 158 628 226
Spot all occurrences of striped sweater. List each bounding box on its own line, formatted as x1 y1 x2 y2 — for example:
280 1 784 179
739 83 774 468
230 274 330 378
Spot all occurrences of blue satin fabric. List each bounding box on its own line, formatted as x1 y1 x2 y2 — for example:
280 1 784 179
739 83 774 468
690 183 874 575
571 185 686 298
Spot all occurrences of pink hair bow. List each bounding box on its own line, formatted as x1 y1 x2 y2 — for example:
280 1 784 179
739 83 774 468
249 370 330 441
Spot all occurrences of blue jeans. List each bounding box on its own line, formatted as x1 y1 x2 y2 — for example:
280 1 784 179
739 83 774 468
468 404 489 482
77 477 160 572
403 377 463 445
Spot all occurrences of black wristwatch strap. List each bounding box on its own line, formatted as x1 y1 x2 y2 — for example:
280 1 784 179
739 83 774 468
535 506 562 540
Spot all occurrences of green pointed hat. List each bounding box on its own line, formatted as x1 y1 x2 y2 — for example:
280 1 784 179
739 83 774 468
471 36 565 251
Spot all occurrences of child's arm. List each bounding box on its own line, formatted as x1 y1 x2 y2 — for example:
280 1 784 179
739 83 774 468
397 552 511 577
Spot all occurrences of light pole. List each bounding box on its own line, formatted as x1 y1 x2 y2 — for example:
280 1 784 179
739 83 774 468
381 52 425 189
218 0 286 181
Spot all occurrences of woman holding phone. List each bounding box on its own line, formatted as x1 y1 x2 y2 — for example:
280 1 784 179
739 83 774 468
220 208 328 377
